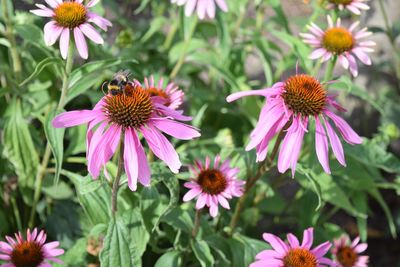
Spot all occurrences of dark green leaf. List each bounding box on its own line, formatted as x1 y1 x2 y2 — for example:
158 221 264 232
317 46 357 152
191 239 215 267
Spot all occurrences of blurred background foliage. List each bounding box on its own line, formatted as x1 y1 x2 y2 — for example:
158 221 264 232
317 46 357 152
1 0 400 266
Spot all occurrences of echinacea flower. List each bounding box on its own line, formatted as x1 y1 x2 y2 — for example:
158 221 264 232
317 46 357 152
30 0 112 59
182 155 245 217
227 71 362 177
327 0 370 15
134 76 184 110
301 16 376 77
52 83 200 191
250 228 335 267
332 235 369 267
171 0 228 20
0 228 64 267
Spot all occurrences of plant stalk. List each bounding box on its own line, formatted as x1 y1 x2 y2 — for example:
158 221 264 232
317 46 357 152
191 209 201 238
111 130 125 217
323 56 337 82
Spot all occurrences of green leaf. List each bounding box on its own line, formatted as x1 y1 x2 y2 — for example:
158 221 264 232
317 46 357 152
19 57 63 87
42 181 73 200
54 238 87 267
44 108 65 185
15 24 44 44
191 239 215 267
163 207 194 234
100 217 142 267
154 251 182 267
122 209 150 257
62 171 111 225
3 98 38 187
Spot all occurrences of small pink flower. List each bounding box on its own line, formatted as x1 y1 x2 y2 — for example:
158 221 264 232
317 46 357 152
301 16 376 77
52 83 200 191
171 0 228 20
250 228 335 267
227 71 362 177
134 76 184 110
327 0 370 15
30 0 112 59
332 235 369 267
182 155 245 217
0 228 64 267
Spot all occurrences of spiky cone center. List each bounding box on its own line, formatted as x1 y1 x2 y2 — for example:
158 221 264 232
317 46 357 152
283 248 318 267
323 27 354 54
147 87 171 106
104 85 153 129
54 2 87 28
336 246 358 267
10 241 44 267
197 169 227 195
282 74 327 116
328 0 354 5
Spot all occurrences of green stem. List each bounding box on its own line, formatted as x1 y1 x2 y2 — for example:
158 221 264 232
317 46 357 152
28 42 74 228
191 209 201 238
323 56 337 82
227 126 287 235
111 130 125 217
2 0 22 82
170 17 197 79
10 196 22 230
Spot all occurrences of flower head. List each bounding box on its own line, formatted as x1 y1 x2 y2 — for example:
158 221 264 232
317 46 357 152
30 0 112 59
227 71 362 177
332 235 369 267
250 228 334 267
301 16 376 77
327 0 370 15
134 76 184 110
0 228 64 267
171 0 228 20
52 82 200 191
182 155 245 217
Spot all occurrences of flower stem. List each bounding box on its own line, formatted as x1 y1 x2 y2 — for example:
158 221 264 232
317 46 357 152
111 130 125 217
227 127 287 236
191 209 201 238
323 56 337 82
170 17 197 79
28 42 74 228
2 0 22 82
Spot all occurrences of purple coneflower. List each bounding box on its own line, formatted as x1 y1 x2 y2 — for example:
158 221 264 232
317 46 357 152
327 0 370 15
332 235 369 267
171 0 228 19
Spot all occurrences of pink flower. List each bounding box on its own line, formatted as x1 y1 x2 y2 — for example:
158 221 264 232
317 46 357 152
30 0 112 59
250 228 335 267
0 228 64 267
182 155 245 217
327 0 370 15
171 0 228 20
133 76 184 110
301 16 376 77
52 83 200 191
227 72 362 177
332 235 369 267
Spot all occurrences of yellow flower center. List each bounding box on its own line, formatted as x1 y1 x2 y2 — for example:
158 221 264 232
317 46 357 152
11 241 44 267
197 169 227 195
283 248 318 267
282 74 327 116
328 0 354 5
54 2 87 28
104 85 153 129
323 27 354 54
336 246 358 267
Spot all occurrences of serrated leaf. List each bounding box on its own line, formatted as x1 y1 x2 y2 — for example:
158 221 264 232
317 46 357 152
191 239 215 267
100 217 141 267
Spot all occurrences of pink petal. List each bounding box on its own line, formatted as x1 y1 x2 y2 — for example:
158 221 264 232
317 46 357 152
215 0 228 12
59 28 70 60
287 233 300 249
124 128 139 191
74 28 88 59
262 233 288 254
324 118 346 166
196 194 207 209
79 23 104 44
310 48 328 60
301 228 314 250
132 130 151 187
151 119 200 140
315 117 331 174
354 243 368 253
183 188 202 202
226 87 280 102
52 110 99 128
311 241 331 258
45 0 59 8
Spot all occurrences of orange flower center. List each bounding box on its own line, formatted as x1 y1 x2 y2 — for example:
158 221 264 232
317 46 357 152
323 27 354 54
11 241 44 267
54 2 87 28
328 0 354 5
104 85 153 129
147 87 171 106
197 169 227 195
283 248 318 267
282 74 326 116
336 246 358 267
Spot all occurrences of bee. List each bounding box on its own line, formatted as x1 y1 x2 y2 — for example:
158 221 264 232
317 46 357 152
102 70 131 96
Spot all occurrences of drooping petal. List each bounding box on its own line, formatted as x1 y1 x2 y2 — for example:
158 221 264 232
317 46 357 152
124 128 139 191
59 28 70 60
315 117 331 174
79 23 104 44
74 28 88 59
52 110 100 128
324 118 346 166
151 118 200 140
